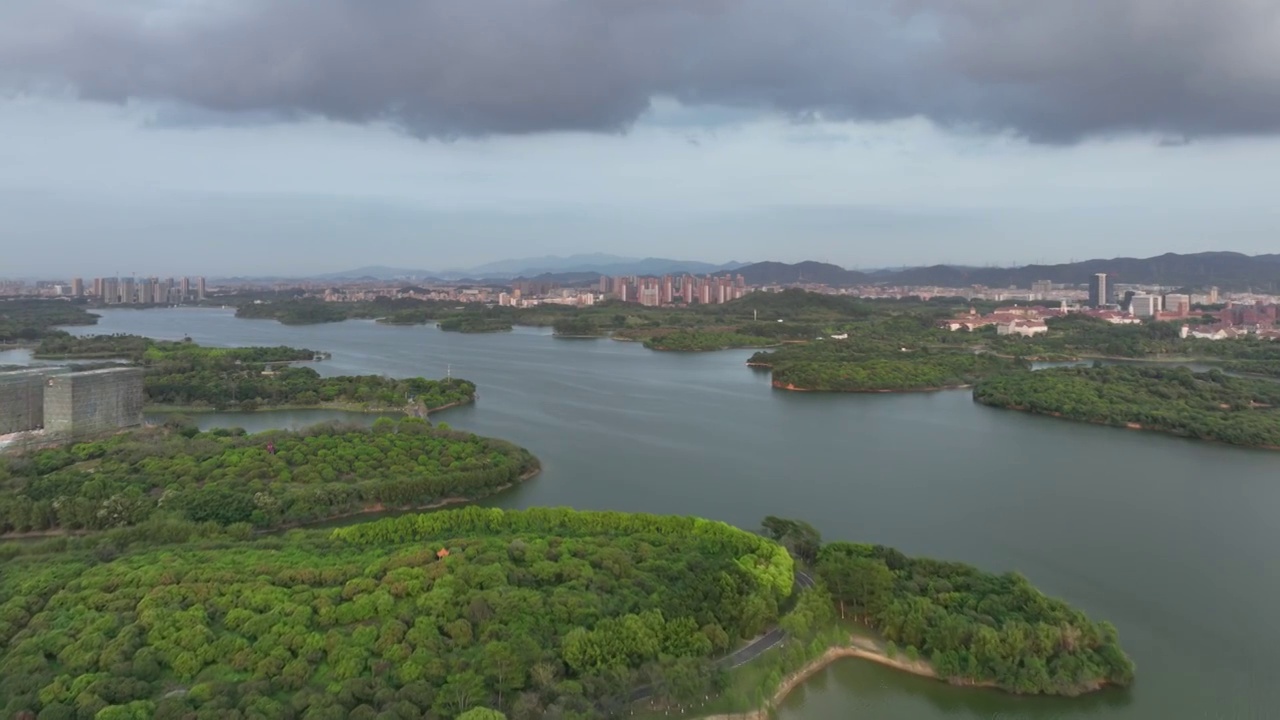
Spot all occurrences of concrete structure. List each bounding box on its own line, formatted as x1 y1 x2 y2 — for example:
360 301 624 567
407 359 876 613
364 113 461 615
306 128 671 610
0 368 69 434
996 320 1049 337
43 368 144 438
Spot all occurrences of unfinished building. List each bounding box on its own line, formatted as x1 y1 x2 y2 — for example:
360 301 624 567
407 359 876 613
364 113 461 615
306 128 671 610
43 367 145 438
0 367 69 434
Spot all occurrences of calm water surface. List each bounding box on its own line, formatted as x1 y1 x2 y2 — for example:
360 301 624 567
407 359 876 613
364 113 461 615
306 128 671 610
58 308 1280 720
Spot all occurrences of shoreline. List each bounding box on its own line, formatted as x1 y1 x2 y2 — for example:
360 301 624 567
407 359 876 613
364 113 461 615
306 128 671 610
1 466 542 542
974 400 1280 451
692 634 1102 720
645 343 782 353
144 395 474 416
772 381 972 393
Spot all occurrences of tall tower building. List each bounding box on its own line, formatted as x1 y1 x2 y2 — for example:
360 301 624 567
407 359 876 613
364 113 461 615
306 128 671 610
70 278 84 297
1088 273 1109 309
197 276 207 301
180 277 191 301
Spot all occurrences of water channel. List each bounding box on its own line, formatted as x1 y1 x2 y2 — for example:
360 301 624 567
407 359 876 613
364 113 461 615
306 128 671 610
41 307 1280 719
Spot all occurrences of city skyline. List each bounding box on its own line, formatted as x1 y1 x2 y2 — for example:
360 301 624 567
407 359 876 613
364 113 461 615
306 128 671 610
2 2 1279 275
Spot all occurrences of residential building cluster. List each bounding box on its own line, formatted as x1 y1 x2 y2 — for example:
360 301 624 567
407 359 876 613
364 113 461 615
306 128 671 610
0 276 208 304
89 276 207 305
599 274 750 306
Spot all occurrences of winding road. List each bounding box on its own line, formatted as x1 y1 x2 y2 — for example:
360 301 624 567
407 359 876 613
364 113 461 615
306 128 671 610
720 570 815 669
631 569 816 702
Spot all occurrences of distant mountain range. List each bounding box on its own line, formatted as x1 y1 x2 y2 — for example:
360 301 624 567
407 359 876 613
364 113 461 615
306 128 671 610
278 251 1280 292
734 252 1280 291
315 254 746 282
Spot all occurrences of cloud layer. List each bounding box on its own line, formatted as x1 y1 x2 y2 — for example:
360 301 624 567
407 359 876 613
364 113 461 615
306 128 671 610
2 0 1278 142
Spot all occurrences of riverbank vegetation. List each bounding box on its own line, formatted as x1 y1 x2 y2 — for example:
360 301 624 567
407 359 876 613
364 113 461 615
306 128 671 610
0 507 790 719
759 518 1135 696
0 419 538 535
0 299 98 343
974 365 1280 448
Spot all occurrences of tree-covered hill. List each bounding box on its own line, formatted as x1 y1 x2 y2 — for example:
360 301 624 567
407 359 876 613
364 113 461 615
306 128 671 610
0 419 539 535
0 507 793 719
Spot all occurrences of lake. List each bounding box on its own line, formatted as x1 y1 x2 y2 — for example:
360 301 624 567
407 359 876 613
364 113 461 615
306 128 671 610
55 308 1280 720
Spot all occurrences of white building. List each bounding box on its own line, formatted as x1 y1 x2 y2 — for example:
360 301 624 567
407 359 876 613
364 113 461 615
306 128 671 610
1130 294 1162 318
996 320 1049 337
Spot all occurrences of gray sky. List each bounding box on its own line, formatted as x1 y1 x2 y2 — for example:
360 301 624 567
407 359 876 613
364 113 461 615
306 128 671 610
2 0 1279 277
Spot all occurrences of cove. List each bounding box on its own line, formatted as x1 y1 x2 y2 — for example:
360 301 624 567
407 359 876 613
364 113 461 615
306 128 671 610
61 307 1280 720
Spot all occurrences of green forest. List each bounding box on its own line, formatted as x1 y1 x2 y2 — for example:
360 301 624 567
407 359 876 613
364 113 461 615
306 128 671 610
0 300 99 343
763 518 1135 696
0 419 539 535
0 507 792 719
973 365 1280 448
32 334 473 412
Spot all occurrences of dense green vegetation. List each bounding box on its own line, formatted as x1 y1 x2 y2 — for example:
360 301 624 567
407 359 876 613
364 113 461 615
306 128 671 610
0 507 792 719
32 334 473 412
973 365 1280 448
641 331 777 352
437 317 513 333
551 318 606 337
748 315 1027 391
0 300 98 343
762 518 1135 695
770 352 1027 391
0 419 538 535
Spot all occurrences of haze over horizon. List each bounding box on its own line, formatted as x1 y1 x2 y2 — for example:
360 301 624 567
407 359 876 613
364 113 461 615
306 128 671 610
3 1 1279 277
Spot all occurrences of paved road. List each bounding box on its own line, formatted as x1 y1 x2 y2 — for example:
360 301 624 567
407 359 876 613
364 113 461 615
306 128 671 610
721 570 815 669
631 569 817 701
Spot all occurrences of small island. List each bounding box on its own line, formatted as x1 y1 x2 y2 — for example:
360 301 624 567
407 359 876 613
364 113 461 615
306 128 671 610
437 316 514 333
0 419 540 536
974 364 1280 448
31 334 474 414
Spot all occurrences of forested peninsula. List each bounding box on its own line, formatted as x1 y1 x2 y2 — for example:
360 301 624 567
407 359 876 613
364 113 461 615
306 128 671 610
33 334 474 413
0 509 1133 719
749 327 1028 392
974 365 1280 448
0 419 539 535
0 299 98 343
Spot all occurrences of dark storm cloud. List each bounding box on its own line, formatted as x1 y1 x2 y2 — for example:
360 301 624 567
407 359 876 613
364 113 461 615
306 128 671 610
1 0 1277 142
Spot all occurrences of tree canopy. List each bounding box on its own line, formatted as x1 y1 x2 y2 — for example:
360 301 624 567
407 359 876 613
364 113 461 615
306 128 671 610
0 507 792 719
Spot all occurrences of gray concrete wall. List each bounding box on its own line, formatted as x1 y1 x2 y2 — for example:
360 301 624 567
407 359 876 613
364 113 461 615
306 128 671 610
0 368 68 434
43 367 144 438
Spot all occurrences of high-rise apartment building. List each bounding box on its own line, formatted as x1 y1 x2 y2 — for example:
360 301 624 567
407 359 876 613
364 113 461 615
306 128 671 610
1088 273 1109 308
197 277 206 301
70 278 84 297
